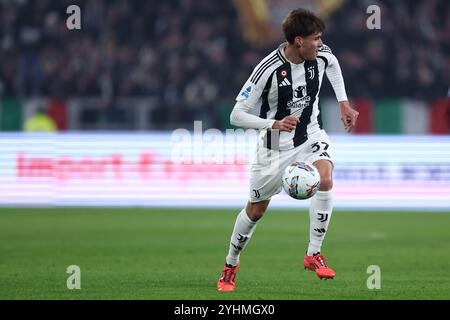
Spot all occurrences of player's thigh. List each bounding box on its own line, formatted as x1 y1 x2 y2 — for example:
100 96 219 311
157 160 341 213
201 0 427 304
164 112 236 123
249 163 282 202
301 130 334 168
293 130 334 190
249 147 289 202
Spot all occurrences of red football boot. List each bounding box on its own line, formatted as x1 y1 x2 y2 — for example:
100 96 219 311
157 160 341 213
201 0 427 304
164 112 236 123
217 262 240 292
304 252 335 279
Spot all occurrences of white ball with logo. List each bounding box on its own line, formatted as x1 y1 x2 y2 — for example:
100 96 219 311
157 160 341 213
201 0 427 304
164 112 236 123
282 162 321 200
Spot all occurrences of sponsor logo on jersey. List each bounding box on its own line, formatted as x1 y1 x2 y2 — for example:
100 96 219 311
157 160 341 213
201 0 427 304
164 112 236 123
287 99 310 110
287 85 311 112
294 85 307 98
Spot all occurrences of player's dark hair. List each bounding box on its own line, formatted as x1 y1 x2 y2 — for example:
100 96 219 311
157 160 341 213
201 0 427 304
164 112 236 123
282 9 325 43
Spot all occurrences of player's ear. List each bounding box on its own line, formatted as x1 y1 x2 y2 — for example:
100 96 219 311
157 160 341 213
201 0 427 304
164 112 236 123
294 36 303 48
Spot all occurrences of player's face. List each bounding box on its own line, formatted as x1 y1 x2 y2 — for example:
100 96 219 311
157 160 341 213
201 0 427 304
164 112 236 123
296 32 323 60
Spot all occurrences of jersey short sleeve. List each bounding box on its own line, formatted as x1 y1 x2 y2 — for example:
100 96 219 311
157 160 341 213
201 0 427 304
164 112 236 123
235 51 282 109
235 78 263 109
235 72 267 109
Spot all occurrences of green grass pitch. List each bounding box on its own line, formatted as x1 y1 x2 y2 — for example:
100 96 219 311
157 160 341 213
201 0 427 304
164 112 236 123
1 208 449 300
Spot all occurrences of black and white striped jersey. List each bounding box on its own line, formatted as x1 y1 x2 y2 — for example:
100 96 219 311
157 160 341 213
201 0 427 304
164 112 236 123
234 42 347 150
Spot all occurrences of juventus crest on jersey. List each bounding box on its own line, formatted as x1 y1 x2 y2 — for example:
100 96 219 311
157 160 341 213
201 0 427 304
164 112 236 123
236 42 341 150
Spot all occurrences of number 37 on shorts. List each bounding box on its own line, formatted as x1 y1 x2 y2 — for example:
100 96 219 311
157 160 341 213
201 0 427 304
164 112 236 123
311 141 330 159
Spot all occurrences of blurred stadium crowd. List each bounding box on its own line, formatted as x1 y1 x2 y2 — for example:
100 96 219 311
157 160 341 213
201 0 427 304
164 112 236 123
0 0 449 130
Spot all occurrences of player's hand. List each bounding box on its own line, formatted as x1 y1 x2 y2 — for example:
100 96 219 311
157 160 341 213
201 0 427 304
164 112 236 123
272 116 299 132
339 101 359 133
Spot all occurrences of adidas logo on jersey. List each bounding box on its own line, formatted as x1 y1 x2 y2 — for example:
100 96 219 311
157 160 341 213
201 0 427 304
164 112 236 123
278 78 291 87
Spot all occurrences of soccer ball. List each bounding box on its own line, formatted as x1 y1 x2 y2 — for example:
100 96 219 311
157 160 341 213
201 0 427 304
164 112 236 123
282 162 320 200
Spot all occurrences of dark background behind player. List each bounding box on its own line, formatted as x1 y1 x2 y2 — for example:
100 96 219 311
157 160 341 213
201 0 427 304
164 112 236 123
0 0 448 132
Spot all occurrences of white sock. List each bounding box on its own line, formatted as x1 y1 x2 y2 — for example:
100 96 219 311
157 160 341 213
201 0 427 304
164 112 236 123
225 208 258 266
307 190 333 256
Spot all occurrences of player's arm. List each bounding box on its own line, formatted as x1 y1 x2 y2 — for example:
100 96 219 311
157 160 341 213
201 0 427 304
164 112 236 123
230 101 275 130
230 102 298 132
325 53 359 132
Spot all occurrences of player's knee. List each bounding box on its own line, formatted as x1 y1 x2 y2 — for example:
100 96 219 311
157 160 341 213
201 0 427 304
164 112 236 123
248 211 264 221
319 176 333 191
246 201 268 221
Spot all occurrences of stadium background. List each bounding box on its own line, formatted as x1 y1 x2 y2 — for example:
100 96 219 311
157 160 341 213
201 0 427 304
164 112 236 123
0 0 449 300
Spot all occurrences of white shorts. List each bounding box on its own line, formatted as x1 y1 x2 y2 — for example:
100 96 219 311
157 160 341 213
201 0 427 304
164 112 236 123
249 129 333 202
